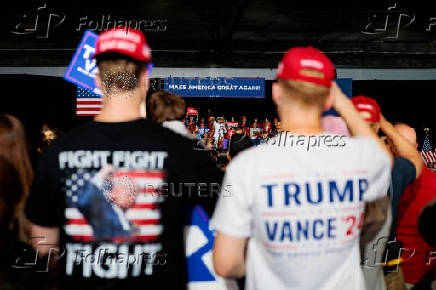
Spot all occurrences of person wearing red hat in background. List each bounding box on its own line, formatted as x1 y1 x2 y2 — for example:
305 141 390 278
227 117 239 129
187 116 198 135
240 116 250 135
25 27 221 290
249 118 262 145
226 126 236 140
208 116 216 138
198 117 206 133
271 117 280 135
351 96 423 290
391 123 436 289
212 47 392 290
261 118 272 139
250 117 261 129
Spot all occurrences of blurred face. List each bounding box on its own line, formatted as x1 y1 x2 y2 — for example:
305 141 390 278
108 176 139 210
394 124 417 147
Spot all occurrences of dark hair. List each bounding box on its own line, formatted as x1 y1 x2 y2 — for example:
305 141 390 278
0 114 32 197
147 91 186 123
0 156 21 235
228 133 253 158
96 52 148 95
0 114 33 241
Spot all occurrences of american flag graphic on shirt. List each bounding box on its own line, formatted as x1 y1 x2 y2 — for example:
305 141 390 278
76 87 102 116
64 168 164 243
421 132 436 165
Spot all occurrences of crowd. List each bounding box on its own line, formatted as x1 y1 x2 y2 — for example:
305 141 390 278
1 27 436 290
184 114 280 150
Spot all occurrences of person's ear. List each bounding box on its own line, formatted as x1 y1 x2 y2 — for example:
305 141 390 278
95 73 103 91
324 88 334 111
145 74 150 92
139 70 150 93
374 122 381 134
140 98 147 118
272 82 282 106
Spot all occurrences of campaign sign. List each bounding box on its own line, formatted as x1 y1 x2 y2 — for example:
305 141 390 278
64 30 101 95
185 206 238 290
323 78 352 116
165 77 265 98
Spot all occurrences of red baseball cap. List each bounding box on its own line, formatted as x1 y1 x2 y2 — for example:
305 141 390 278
94 27 151 62
351 95 381 122
276 47 335 88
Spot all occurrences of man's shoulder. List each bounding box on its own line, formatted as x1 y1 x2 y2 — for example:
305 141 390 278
342 135 374 147
393 156 415 176
44 119 194 156
228 144 263 167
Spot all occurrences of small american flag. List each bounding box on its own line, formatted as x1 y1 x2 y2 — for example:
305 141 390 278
76 87 102 116
421 129 436 165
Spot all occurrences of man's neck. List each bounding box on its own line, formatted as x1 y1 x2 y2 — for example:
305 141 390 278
94 92 144 123
279 106 324 135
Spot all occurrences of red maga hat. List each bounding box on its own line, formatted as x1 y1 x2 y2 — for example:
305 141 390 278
351 95 381 122
94 27 151 62
186 107 198 115
276 47 335 88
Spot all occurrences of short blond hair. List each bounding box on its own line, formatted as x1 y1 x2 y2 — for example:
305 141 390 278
278 79 330 107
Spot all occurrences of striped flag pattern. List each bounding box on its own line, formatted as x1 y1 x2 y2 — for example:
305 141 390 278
421 132 436 165
76 86 102 116
65 169 164 242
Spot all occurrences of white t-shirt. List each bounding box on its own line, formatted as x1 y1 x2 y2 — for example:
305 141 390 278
214 122 226 139
211 133 391 290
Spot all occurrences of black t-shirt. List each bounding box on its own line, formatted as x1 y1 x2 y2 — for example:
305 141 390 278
25 118 221 290
389 156 416 237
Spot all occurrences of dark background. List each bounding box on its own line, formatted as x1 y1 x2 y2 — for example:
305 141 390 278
0 75 433 151
2 0 436 67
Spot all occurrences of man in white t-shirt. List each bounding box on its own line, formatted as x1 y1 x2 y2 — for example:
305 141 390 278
214 117 227 147
211 47 393 290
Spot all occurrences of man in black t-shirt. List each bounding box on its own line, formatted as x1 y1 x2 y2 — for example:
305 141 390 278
25 27 221 290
